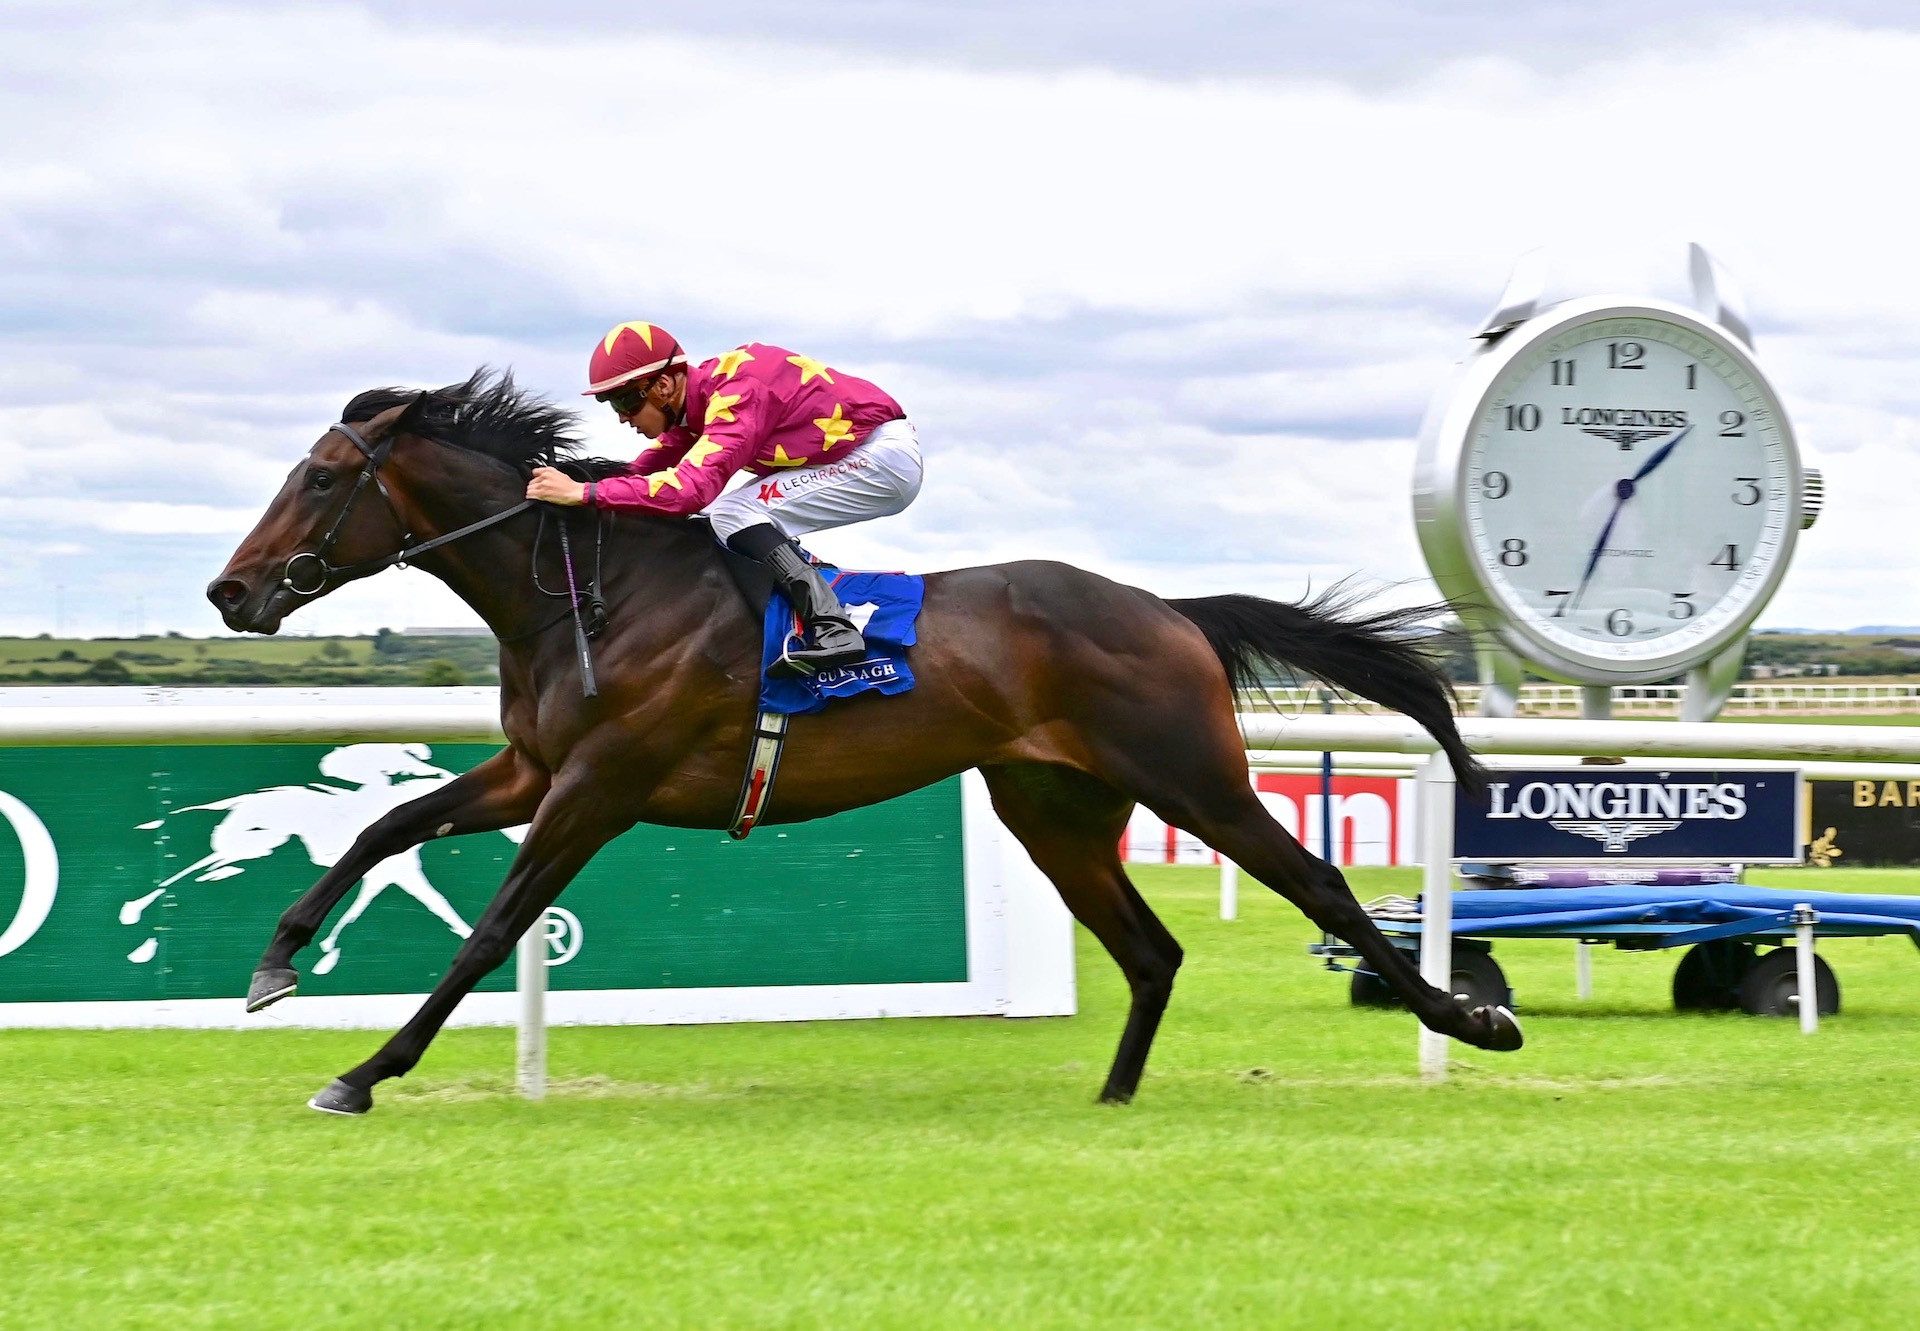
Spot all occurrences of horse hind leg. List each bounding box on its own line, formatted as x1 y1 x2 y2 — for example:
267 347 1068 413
1191 788 1520 1053
1080 706 1519 1054
981 764 1183 1104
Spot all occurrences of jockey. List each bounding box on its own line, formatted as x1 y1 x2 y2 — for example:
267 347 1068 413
527 321 923 677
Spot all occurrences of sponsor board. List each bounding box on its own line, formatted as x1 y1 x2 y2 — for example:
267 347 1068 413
1121 773 1413 867
1804 778 1920 867
1454 767 1803 863
0 742 975 1015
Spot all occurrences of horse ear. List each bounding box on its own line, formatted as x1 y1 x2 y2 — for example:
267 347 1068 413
393 390 434 436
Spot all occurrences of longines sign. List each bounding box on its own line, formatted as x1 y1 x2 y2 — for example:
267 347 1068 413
1453 767 1803 863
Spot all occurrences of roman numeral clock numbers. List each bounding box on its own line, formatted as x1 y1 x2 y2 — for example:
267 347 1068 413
1416 290 1810 697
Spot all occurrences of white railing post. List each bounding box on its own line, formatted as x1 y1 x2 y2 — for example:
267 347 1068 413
1416 753 1455 1081
1219 857 1238 921
516 918 547 1100
1575 942 1593 1000
1794 903 1819 1035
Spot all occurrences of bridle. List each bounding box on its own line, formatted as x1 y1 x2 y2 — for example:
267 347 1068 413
279 421 534 597
278 418 604 696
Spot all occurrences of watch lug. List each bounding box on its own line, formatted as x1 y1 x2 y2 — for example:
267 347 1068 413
1475 642 1526 717
1682 638 1749 723
1474 247 1549 342
1687 242 1754 349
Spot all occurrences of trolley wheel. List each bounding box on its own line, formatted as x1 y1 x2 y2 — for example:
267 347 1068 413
1672 940 1760 1011
1347 946 1512 1010
1738 948 1840 1018
1350 967 1396 1007
1447 948 1513 1010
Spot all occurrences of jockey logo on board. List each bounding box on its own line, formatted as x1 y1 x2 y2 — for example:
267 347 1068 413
120 744 580 973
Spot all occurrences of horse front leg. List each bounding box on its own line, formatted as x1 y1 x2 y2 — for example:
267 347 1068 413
248 747 547 1011
307 776 630 1115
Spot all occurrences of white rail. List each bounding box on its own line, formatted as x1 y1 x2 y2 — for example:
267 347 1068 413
0 700 504 746
1236 712 1920 764
1239 682 1920 716
8 701 1919 763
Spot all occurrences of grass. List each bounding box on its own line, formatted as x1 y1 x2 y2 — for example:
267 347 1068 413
5 863 1920 1330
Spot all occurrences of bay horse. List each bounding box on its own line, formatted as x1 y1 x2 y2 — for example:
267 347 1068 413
208 369 1520 1115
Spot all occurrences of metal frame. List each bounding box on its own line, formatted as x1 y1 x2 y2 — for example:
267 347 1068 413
1414 293 1807 687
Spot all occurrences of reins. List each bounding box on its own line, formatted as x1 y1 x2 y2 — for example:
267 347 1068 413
281 420 603 696
534 440 604 697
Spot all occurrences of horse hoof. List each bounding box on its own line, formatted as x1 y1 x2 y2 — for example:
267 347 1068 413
1472 1003 1525 1052
246 967 299 1013
308 1079 374 1116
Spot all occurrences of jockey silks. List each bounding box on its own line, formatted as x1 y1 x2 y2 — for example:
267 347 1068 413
586 343 905 516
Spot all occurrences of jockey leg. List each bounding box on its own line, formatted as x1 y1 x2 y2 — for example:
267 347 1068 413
726 523 868 677
705 418 923 679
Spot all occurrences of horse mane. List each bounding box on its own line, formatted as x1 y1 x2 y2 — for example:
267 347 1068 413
340 367 630 481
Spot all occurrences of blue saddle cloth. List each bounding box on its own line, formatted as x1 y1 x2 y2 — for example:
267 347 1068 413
758 566 925 716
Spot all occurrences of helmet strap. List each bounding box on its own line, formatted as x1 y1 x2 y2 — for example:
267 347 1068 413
662 368 688 430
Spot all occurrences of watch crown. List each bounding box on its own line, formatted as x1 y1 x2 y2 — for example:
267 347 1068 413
1800 467 1824 530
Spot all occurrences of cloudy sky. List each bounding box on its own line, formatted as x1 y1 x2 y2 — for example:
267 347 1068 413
4 1 1919 638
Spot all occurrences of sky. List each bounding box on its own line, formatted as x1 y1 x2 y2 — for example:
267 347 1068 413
4 1 1919 638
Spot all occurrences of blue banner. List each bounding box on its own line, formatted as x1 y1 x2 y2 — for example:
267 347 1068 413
1453 767 1803 863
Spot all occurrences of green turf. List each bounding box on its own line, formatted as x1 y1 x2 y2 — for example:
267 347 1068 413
6 863 1919 1330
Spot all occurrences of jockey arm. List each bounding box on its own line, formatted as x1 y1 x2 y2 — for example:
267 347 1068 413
585 380 764 516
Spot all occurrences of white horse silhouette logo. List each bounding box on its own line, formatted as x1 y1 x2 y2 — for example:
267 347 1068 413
124 743 527 974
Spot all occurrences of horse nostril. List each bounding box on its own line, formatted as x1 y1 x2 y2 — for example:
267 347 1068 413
208 578 249 612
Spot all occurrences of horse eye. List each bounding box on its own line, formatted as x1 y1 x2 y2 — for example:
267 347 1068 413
310 469 335 491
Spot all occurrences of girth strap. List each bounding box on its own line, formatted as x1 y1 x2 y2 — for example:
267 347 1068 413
728 710 791 839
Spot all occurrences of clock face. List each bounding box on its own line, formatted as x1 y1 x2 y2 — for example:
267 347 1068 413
1460 313 1795 667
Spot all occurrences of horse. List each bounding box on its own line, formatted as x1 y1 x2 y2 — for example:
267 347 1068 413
208 368 1520 1115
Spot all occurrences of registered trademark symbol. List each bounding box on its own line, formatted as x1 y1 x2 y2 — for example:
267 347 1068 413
540 906 582 966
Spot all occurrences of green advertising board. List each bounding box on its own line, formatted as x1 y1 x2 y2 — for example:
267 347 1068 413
0 717 1074 1028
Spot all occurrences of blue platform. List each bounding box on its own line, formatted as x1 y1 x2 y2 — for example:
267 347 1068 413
1372 884 1920 950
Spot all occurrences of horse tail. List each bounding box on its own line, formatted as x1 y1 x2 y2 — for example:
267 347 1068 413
1167 585 1486 791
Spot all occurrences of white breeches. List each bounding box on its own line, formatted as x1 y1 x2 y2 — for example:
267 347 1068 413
704 418 923 543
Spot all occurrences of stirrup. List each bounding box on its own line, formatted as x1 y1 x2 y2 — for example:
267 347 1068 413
772 628 865 679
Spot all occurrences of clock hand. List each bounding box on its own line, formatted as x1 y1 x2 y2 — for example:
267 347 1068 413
1629 422 1694 483
1568 481 1631 612
1567 424 1695 613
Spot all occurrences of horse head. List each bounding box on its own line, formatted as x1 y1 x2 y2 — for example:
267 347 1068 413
207 368 601 637
207 393 436 634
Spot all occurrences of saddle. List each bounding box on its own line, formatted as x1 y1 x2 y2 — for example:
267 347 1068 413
689 520 925 840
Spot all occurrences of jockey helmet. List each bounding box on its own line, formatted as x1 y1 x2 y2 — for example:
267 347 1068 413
584 321 688 396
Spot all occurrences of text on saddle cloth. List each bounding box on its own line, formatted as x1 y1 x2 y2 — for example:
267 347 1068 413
757 566 925 716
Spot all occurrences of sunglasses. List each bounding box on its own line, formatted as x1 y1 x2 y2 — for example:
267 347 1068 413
599 380 654 418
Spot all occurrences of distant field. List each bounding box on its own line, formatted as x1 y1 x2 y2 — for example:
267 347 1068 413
6 862 1918 1330
0 635 377 669
0 634 496 686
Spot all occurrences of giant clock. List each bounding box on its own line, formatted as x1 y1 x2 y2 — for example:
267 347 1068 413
1414 248 1822 718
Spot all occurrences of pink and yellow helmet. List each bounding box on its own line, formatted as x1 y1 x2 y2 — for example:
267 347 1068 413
584 321 688 396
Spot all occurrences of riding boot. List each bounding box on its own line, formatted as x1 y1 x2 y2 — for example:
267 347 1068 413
729 526 868 677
